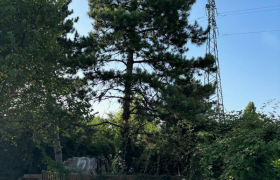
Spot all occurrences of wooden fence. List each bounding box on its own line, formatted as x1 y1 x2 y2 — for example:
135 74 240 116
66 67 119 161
41 171 182 180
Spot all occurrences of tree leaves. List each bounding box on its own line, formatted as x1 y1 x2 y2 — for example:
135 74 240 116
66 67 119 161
0 0 94 163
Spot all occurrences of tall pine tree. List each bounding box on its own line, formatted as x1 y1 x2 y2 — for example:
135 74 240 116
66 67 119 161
64 0 217 173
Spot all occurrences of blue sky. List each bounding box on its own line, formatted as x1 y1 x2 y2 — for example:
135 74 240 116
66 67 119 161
66 0 280 118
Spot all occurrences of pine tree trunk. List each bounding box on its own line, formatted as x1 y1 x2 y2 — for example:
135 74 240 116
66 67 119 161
122 47 133 132
119 46 134 172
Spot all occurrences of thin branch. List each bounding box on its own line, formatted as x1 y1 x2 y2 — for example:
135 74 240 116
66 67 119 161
133 59 159 64
129 122 146 137
136 28 158 34
95 95 124 101
10 93 19 98
111 88 124 92
87 121 123 129
130 112 157 117
105 59 127 66
141 129 155 137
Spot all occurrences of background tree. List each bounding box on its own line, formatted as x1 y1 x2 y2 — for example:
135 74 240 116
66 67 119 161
238 101 262 131
0 0 63 137
243 101 257 120
0 0 94 174
244 101 257 115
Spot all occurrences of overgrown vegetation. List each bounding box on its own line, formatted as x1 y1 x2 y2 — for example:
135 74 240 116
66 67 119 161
0 0 279 180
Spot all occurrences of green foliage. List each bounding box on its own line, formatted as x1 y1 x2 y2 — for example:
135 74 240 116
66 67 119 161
60 116 116 160
265 142 280 177
46 160 73 180
0 0 78 144
0 0 95 177
0 132 35 178
0 129 57 179
244 101 257 115
196 106 280 180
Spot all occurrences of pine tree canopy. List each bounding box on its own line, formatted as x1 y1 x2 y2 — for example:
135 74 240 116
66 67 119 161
59 0 218 173
65 0 217 122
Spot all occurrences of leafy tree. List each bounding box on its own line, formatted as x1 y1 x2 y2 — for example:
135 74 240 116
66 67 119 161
62 0 217 173
0 0 48 130
0 0 94 168
244 101 257 116
238 101 262 131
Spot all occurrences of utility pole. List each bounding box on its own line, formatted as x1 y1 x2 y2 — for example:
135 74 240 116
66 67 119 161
204 0 224 114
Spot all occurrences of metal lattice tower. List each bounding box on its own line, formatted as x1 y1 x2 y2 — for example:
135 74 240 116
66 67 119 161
204 0 224 113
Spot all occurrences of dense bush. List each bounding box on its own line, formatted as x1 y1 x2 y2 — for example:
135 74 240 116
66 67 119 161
1 102 279 180
195 110 280 180
60 116 116 161
0 131 54 179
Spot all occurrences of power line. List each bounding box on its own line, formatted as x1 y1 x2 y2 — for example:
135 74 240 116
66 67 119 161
193 8 280 22
198 14 227 23
217 29 280 38
219 7 280 16
219 4 280 14
190 4 280 22
190 15 207 22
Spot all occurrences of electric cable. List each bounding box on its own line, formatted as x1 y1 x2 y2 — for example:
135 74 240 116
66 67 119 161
197 14 227 23
218 4 280 14
219 7 280 16
217 29 280 39
190 4 280 22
